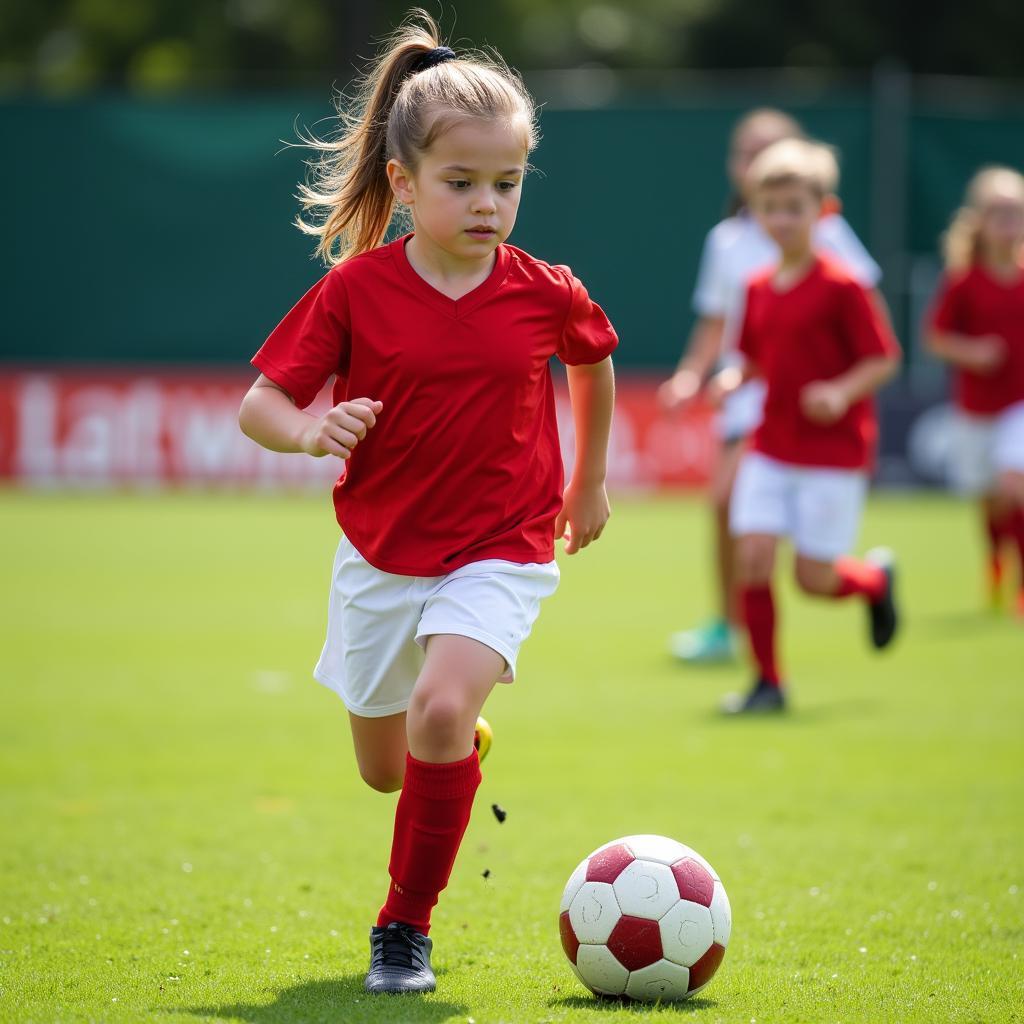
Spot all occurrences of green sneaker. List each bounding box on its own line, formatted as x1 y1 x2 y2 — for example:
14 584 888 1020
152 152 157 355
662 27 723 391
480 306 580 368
669 619 737 664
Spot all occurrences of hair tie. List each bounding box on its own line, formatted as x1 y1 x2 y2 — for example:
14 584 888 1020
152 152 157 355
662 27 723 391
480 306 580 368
413 46 456 73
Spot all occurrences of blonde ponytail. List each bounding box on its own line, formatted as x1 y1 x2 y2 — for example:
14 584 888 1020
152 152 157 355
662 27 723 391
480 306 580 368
295 9 537 265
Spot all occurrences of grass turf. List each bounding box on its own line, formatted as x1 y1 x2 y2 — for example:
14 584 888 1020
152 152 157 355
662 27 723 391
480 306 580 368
1 490 1022 1024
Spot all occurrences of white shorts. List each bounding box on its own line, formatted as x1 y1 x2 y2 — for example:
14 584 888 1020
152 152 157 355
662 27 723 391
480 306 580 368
949 402 1024 494
717 379 766 443
313 536 560 718
730 451 868 561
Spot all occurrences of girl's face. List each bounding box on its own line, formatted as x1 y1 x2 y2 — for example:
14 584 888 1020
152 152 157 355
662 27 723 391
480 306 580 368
390 117 528 264
728 122 792 196
752 180 823 256
979 191 1024 255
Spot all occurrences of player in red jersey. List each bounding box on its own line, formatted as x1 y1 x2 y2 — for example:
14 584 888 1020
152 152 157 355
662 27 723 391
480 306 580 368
238 13 617 994
926 166 1024 615
708 139 902 713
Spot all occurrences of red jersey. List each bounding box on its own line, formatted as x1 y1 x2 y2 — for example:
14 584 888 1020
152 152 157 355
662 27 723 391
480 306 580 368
928 264 1024 415
738 254 900 470
252 235 618 575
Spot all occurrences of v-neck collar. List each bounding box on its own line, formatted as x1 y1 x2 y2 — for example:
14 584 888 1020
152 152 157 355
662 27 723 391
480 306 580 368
390 233 512 319
770 254 820 295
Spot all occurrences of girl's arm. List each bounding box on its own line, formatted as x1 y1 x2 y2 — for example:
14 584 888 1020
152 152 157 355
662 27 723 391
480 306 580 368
658 316 726 409
926 330 1005 375
556 356 615 555
800 354 900 424
239 374 382 458
705 357 758 406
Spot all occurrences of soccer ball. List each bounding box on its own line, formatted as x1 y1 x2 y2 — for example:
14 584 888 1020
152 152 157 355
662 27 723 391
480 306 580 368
559 834 731 1002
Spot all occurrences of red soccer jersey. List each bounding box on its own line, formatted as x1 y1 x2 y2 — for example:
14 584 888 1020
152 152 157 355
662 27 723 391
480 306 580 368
252 235 618 575
928 264 1024 415
737 254 900 469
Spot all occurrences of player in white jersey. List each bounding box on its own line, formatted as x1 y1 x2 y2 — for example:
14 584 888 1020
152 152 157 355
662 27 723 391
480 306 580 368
659 109 881 663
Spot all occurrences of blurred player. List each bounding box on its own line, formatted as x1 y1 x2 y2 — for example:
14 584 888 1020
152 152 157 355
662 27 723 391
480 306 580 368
926 166 1024 615
709 139 902 713
239 12 617 994
659 109 881 663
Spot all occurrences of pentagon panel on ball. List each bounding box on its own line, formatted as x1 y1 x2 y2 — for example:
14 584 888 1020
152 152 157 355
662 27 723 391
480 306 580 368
558 834 731 1002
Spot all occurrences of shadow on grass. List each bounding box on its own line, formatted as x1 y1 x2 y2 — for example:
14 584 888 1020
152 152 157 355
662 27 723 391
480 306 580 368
549 994 718 1014
175 974 467 1024
696 696 880 726
915 609 1012 637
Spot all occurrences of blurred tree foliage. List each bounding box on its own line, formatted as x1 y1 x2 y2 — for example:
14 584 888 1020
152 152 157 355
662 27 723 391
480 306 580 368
2 0 1023 93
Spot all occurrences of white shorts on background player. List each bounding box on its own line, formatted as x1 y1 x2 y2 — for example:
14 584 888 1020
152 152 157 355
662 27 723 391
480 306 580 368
948 400 1024 494
730 451 868 561
691 211 881 443
314 536 560 718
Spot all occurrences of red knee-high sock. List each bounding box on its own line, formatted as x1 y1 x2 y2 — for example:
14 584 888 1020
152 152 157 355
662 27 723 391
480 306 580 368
741 585 780 686
377 750 481 935
986 506 1013 581
1012 508 1024 595
832 557 887 602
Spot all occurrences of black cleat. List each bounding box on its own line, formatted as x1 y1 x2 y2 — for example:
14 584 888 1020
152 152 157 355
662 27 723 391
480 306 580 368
365 921 435 995
720 677 787 715
866 547 898 650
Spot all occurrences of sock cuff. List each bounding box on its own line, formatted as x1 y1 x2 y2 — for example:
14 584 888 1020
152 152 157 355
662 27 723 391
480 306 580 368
403 750 482 799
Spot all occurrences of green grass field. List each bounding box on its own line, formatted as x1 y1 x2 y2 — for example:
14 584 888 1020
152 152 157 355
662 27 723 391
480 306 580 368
2 491 1022 1024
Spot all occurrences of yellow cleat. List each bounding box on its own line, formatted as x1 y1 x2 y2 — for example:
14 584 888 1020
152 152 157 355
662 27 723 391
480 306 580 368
473 716 493 763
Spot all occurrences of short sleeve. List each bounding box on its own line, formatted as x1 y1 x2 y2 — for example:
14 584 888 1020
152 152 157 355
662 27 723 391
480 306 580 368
838 280 901 361
692 226 731 317
251 269 351 409
928 274 962 334
556 273 619 366
735 283 760 367
816 215 882 287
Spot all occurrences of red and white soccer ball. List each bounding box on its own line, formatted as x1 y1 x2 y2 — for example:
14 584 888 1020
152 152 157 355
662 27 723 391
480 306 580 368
559 834 731 1002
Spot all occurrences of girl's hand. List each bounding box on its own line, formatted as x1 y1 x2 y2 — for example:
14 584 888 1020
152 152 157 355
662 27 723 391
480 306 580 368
705 366 743 409
300 397 383 458
657 368 702 411
964 335 1006 375
555 480 610 555
800 381 849 424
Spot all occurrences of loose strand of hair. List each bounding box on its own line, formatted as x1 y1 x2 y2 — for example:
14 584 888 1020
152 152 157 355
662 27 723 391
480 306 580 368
294 10 443 264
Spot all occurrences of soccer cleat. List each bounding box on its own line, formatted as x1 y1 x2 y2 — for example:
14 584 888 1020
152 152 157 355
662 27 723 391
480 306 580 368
669 619 737 664
473 716 493 763
865 547 898 649
365 921 436 994
720 677 787 715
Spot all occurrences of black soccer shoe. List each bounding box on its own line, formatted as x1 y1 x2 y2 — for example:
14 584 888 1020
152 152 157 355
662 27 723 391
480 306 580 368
865 547 898 650
365 921 436 995
720 677 787 715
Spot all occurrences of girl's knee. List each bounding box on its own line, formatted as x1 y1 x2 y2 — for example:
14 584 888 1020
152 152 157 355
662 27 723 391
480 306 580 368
735 539 773 585
408 687 469 744
794 558 831 595
358 762 404 793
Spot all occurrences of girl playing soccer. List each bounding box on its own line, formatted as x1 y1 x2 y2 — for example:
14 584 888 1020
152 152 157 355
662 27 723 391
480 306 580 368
658 108 881 664
926 166 1024 615
238 13 617 994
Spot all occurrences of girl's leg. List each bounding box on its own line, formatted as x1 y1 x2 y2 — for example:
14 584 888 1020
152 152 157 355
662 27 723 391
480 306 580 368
982 493 1013 607
348 711 408 793
793 551 896 649
711 438 746 628
377 634 503 935
995 473 1024 613
735 533 780 686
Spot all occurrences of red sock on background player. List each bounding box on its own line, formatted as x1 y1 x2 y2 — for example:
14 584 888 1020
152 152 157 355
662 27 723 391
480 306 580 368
832 556 887 601
741 585 781 686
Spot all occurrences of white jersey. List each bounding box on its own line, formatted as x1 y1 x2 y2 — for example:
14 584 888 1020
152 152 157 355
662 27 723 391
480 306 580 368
692 209 882 352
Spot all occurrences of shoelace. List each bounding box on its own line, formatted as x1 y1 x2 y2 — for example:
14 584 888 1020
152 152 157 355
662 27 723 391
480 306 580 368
376 926 420 969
